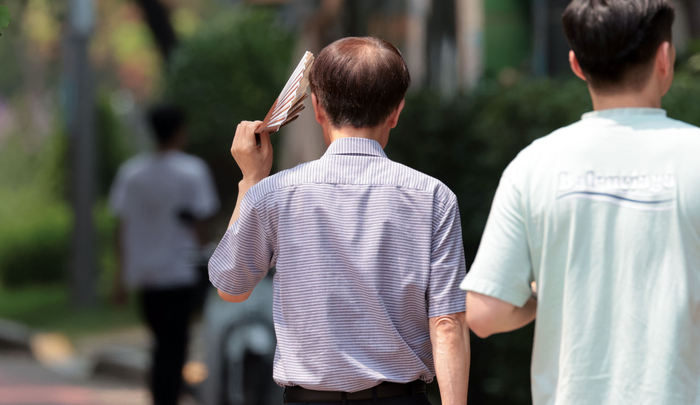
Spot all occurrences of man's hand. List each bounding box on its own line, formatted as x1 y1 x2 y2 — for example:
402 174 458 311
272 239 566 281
231 121 273 185
227 121 273 228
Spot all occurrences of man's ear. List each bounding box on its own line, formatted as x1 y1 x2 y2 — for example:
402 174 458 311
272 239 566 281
655 41 675 97
569 51 587 82
656 41 674 79
311 93 326 126
387 99 405 129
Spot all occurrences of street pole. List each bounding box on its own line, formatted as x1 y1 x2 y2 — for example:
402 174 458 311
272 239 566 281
65 0 97 308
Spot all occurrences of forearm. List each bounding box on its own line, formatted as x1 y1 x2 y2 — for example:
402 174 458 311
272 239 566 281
466 292 537 338
430 312 470 405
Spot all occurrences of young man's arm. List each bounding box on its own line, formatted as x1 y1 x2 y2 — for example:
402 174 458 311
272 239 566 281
430 311 470 405
213 121 273 302
461 164 536 338
466 292 536 338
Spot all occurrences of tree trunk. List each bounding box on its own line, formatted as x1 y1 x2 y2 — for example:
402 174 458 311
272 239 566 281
133 0 178 62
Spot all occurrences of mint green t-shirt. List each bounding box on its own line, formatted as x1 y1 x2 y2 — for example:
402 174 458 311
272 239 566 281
461 108 700 405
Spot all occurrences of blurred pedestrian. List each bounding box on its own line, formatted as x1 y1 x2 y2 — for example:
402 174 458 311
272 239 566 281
209 37 470 405
110 105 220 405
462 1 700 404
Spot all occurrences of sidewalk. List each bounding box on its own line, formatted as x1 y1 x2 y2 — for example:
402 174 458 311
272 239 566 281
0 317 205 403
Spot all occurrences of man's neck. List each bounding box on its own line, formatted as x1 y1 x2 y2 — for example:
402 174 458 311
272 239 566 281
588 87 662 111
327 125 389 148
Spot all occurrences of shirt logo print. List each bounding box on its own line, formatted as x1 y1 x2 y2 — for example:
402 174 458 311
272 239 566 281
556 170 676 211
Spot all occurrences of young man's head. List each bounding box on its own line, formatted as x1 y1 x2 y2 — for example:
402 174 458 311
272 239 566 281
148 104 187 150
309 37 410 146
563 0 675 97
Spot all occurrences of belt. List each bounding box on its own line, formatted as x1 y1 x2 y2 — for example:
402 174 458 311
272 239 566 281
283 380 426 403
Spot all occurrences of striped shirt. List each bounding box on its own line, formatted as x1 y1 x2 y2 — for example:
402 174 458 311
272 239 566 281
209 137 466 392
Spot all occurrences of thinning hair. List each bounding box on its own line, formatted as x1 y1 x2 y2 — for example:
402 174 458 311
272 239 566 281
562 0 675 93
309 37 411 129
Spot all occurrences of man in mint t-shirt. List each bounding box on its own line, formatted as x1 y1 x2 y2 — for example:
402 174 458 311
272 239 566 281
461 1 700 404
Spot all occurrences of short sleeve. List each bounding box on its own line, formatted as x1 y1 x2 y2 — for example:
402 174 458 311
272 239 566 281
427 197 467 318
208 194 272 295
460 166 533 307
191 162 220 219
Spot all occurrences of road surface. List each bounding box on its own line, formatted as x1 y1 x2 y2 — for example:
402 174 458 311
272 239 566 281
0 350 149 405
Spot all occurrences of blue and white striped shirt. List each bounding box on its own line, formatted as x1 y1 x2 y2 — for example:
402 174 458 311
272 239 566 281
209 137 466 392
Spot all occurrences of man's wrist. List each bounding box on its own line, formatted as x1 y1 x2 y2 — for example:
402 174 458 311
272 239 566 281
239 177 263 189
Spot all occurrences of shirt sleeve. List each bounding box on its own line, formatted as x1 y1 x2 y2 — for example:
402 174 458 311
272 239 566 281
427 196 468 318
208 193 273 295
460 166 533 307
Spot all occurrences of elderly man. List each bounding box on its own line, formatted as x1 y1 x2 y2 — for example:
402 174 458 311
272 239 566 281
209 37 469 405
462 1 700 404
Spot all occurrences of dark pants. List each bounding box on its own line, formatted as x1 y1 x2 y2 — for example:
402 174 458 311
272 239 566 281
284 394 432 405
140 286 195 405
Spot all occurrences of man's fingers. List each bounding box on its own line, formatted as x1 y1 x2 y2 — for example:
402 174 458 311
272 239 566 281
233 121 258 150
258 130 273 153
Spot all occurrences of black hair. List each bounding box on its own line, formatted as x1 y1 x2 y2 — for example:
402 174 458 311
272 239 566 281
562 0 675 92
309 37 411 129
148 104 187 146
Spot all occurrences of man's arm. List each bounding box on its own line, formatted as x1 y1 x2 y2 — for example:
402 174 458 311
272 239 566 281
215 120 273 302
466 292 536 338
430 311 470 405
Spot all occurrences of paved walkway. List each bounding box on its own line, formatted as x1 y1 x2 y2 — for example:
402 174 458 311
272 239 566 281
0 350 149 405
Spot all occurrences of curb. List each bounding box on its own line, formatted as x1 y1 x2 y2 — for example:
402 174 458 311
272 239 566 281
0 317 147 382
0 318 32 351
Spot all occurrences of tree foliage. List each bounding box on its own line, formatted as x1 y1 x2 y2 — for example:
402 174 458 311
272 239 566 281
166 7 295 212
0 5 11 34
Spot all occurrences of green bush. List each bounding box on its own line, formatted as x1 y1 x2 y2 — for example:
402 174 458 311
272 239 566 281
166 7 295 210
0 203 71 287
0 94 128 288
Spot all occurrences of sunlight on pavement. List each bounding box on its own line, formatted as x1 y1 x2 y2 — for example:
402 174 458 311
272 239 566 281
30 333 75 367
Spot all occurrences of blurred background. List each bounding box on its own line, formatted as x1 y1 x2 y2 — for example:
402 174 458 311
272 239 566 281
1 0 700 404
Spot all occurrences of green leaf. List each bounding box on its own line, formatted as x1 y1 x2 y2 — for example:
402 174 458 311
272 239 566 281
0 6 11 30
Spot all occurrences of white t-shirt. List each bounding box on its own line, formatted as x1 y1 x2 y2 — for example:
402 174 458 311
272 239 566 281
109 151 219 289
461 108 700 405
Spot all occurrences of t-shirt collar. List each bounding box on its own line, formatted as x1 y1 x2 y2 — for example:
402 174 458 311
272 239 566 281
323 137 387 158
581 108 667 121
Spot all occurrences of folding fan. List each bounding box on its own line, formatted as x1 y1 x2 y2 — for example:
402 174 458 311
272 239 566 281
255 51 315 134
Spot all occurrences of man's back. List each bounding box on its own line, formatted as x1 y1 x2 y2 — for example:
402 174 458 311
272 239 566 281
110 151 218 288
467 108 700 404
210 137 466 392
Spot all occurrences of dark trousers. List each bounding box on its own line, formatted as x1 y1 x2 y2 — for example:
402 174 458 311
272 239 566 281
140 286 195 405
284 394 432 405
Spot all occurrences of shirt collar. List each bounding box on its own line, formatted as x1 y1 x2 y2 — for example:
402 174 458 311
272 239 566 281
323 137 387 158
581 108 667 121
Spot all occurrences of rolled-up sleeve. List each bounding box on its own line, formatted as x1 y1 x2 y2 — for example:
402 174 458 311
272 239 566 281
427 197 468 318
208 195 273 295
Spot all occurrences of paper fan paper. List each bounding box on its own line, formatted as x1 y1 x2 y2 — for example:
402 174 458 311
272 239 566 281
255 51 315 134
